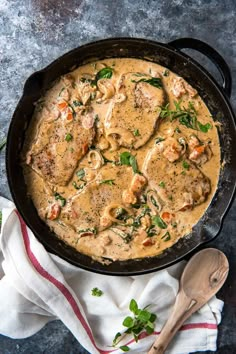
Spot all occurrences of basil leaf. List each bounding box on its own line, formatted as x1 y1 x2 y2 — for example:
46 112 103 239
120 346 130 352
198 121 212 133
123 316 134 328
119 152 140 174
132 77 162 89
65 133 73 142
112 332 121 346
152 215 167 229
182 160 190 170
76 168 85 180
133 129 140 136
54 193 66 207
129 155 139 174
95 67 113 81
137 310 151 322
161 231 171 241
73 100 83 107
120 151 132 165
129 299 138 315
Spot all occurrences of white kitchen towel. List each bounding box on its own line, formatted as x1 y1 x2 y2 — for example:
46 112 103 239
0 196 224 354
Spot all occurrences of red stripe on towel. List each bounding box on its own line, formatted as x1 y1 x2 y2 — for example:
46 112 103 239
15 211 217 354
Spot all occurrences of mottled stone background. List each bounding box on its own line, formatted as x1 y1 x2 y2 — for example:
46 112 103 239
0 0 235 353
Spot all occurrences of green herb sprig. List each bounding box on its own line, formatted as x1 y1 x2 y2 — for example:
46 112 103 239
131 77 162 89
112 299 157 351
159 101 212 133
54 193 66 207
152 215 167 229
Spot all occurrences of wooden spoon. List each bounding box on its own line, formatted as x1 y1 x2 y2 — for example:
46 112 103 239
148 248 229 354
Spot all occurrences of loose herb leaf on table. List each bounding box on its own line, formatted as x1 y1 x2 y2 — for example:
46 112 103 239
0 138 7 151
91 287 103 297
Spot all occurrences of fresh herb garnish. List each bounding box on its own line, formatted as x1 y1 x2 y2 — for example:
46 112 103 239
76 168 85 180
73 100 83 107
0 138 7 151
131 77 162 89
58 87 65 96
150 196 159 208
115 208 128 220
112 299 157 349
161 231 171 241
119 152 140 174
78 227 97 235
132 207 151 228
54 193 66 207
175 127 181 133
182 160 190 170
146 225 157 237
159 181 165 188
152 215 167 229
65 133 73 142
197 121 212 133
95 67 113 81
163 69 169 77
159 101 211 133
99 179 115 186
67 102 76 118
119 345 130 352
91 287 103 297
133 129 140 137
72 181 85 190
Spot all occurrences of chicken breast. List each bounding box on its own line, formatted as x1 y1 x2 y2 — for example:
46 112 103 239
104 72 166 149
27 105 95 186
60 164 133 233
143 140 211 212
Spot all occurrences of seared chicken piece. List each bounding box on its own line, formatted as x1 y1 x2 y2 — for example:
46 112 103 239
188 135 212 165
143 143 211 212
60 165 133 233
104 72 166 149
172 77 197 98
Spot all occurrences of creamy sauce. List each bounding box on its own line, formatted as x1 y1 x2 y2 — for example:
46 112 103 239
22 58 220 263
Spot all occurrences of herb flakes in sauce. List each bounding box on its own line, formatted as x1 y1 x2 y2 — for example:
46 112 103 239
76 168 85 180
152 215 167 229
161 231 171 242
65 133 73 142
99 179 115 186
54 193 66 207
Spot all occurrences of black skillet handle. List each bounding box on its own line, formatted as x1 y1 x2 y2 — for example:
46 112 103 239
168 38 232 98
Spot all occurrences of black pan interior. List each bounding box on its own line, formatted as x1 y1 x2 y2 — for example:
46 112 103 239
6 38 236 275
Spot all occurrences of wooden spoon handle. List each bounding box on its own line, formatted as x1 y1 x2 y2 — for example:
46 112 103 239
148 292 200 354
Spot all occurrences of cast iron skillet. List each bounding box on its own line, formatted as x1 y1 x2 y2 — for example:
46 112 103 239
6 37 236 275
